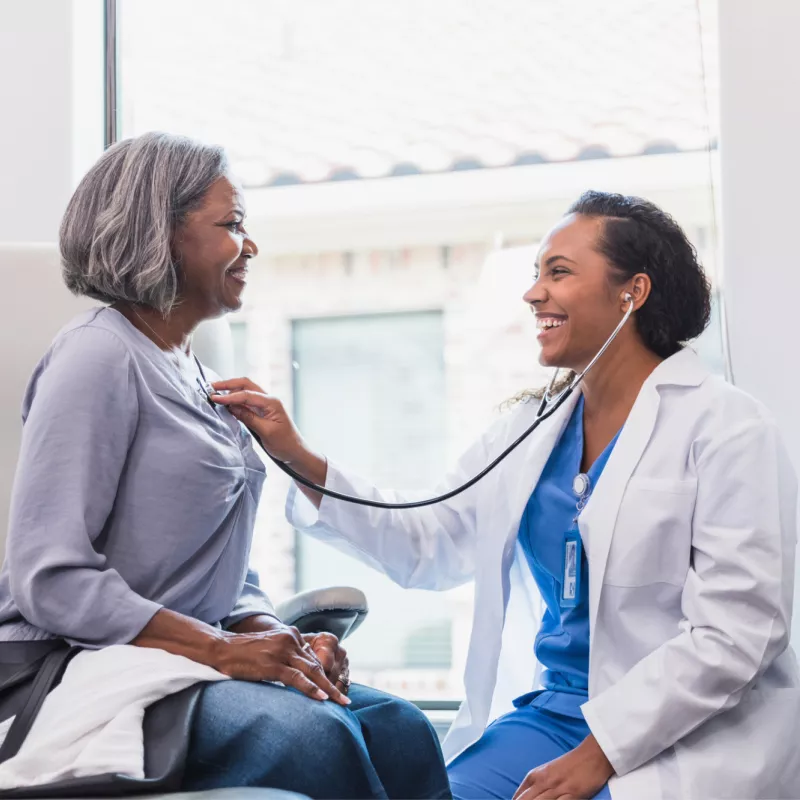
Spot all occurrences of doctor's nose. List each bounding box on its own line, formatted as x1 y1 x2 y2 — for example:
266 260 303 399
523 280 547 306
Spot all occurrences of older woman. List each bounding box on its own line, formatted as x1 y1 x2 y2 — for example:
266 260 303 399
0 132 450 799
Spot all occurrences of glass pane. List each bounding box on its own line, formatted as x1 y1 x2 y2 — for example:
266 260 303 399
119 0 722 701
229 321 250 378
292 312 460 694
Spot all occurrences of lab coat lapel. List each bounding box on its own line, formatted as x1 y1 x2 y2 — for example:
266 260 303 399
463 387 580 736
581 380 661 647
505 389 582 560
581 348 710 663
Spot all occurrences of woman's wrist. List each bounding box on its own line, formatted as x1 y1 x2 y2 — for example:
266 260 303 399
133 607 230 670
227 614 284 634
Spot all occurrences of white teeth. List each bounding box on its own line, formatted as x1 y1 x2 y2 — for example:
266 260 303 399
537 318 566 330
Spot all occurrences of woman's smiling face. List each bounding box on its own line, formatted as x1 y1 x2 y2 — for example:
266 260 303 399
173 175 258 319
523 213 635 372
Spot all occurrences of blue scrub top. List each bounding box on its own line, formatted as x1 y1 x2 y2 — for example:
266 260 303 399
518 395 620 715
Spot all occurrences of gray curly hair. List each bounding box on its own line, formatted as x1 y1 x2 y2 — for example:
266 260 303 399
60 132 229 314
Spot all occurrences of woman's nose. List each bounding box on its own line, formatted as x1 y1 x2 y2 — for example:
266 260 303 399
244 234 259 258
522 280 545 306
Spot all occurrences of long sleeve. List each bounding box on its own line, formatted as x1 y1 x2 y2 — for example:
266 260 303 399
220 568 278 629
286 413 512 591
581 416 797 775
6 327 162 647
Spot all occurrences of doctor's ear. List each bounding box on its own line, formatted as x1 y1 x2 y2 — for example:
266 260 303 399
621 274 651 311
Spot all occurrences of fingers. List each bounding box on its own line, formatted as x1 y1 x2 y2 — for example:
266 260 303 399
209 389 271 410
220 625 350 706
515 770 575 800
530 794 575 800
513 773 537 800
303 634 349 694
279 665 330 702
288 651 351 706
334 660 351 696
305 633 339 675
331 649 348 685
211 377 263 393
227 404 255 422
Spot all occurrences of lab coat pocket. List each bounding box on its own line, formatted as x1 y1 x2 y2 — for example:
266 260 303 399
604 478 697 587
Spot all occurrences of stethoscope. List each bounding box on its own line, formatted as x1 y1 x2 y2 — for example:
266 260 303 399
199 294 635 510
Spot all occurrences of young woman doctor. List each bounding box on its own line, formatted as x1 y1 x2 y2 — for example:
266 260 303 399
212 191 800 800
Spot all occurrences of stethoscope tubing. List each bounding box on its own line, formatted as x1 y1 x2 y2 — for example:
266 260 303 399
245 298 636 510
247 383 574 509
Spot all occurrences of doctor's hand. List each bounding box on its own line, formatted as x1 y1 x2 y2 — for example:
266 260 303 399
512 735 613 800
210 378 307 464
212 377 329 508
302 632 351 695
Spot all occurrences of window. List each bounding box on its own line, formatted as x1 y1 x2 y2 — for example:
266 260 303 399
229 321 250 379
118 0 722 701
292 312 458 695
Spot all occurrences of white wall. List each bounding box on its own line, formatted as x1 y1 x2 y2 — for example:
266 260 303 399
0 0 103 243
0 0 103 552
718 0 800 641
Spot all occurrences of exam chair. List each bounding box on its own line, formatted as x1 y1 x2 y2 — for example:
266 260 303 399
0 243 368 799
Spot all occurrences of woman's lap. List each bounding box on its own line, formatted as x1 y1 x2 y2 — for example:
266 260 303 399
448 704 611 800
345 684 450 798
182 680 450 799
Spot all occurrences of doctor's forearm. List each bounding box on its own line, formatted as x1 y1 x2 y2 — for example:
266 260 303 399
580 734 614 779
287 445 328 509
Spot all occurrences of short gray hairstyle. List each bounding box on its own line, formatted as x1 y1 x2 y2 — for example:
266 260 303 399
61 132 229 314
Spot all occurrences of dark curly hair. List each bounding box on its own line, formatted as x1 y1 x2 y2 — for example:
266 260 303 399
506 191 712 406
568 190 711 359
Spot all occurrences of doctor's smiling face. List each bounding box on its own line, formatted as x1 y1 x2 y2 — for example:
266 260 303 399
523 191 712 372
524 213 643 371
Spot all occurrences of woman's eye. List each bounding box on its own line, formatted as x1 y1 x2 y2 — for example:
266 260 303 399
226 219 245 233
551 267 569 277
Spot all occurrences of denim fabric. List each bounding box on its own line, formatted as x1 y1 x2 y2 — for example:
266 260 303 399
448 695 611 800
182 680 452 799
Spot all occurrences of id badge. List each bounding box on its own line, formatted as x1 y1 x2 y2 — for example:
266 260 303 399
560 528 583 608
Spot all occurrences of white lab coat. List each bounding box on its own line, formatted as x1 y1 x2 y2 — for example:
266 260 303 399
286 348 800 799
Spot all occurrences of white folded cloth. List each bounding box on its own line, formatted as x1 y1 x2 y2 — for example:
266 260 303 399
0 645 228 789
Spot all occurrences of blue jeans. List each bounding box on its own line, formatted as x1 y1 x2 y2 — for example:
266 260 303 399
448 694 611 800
181 680 451 799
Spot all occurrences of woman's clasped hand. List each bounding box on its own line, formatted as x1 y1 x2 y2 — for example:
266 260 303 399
215 621 351 705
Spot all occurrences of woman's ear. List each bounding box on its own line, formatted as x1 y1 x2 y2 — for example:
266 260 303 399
623 273 651 310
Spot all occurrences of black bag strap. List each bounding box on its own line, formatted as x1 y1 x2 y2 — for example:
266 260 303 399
0 646 78 765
